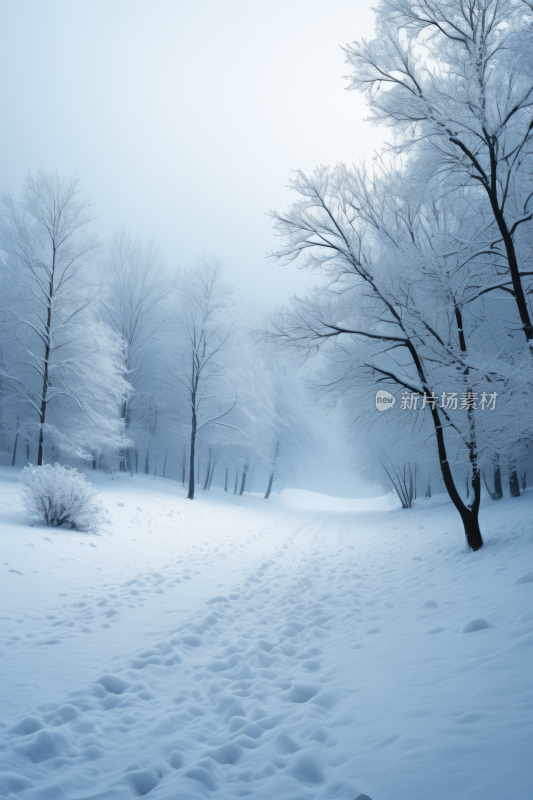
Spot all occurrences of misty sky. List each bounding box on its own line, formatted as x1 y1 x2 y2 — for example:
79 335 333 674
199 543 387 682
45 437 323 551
1 0 383 496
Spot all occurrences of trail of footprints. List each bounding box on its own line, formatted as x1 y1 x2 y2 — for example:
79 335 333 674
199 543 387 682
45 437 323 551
0 520 371 799
0 519 292 653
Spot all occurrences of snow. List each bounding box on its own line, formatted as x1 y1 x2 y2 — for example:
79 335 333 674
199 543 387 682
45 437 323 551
0 465 532 799
272 489 392 513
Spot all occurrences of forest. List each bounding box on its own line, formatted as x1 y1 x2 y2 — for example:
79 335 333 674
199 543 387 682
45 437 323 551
0 178 316 503
2 0 533 553
1 3 532 799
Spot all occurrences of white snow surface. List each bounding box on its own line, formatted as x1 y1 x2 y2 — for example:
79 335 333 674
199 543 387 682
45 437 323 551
0 465 532 800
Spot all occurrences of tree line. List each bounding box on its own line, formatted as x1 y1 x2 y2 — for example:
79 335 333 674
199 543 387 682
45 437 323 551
0 171 315 499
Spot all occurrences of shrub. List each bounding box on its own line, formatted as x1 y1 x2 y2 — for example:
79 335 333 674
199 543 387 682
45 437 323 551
19 464 107 531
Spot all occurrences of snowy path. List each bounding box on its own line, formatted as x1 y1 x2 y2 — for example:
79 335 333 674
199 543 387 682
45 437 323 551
1 471 532 799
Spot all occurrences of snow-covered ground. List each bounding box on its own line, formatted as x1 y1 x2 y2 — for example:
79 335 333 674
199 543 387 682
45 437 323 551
0 466 532 800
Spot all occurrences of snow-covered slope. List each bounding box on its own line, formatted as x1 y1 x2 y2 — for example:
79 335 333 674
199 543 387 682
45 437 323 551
0 466 532 799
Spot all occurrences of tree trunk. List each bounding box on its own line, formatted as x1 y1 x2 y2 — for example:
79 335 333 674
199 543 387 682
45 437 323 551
429 403 483 550
12 433 18 467
121 447 131 474
487 186 533 342
203 459 212 490
432 309 483 549
461 505 484 552
264 471 274 499
509 463 521 497
188 405 197 500
234 471 238 495
162 450 167 478
266 442 280 500
182 448 186 486
118 396 129 472
92 453 97 470
406 319 482 548
135 450 139 473
144 450 150 475
484 456 504 500
224 467 229 492
37 266 54 466
450 136 533 341
408 465 415 506
239 465 248 496
37 357 50 466
208 462 215 490
26 442 30 463
521 470 527 490
483 471 497 500
37 422 45 466
493 456 503 499
154 463 157 479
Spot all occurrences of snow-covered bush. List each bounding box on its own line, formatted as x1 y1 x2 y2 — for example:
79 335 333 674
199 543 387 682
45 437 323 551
19 464 108 531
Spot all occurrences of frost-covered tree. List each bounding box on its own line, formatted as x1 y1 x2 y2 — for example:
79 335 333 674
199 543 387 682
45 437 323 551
265 163 532 550
166 259 237 500
104 227 170 471
0 170 129 465
344 0 533 346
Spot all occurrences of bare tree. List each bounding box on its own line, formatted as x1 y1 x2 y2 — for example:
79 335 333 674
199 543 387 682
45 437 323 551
167 259 237 499
265 166 497 550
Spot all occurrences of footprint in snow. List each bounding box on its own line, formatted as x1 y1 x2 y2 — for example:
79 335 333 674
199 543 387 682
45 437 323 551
515 572 533 585
462 618 489 633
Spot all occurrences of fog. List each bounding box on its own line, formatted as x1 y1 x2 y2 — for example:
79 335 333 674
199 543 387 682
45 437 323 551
1 0 383 497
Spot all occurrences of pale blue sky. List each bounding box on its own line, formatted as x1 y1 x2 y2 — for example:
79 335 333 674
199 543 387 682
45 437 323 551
1 0 377 303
